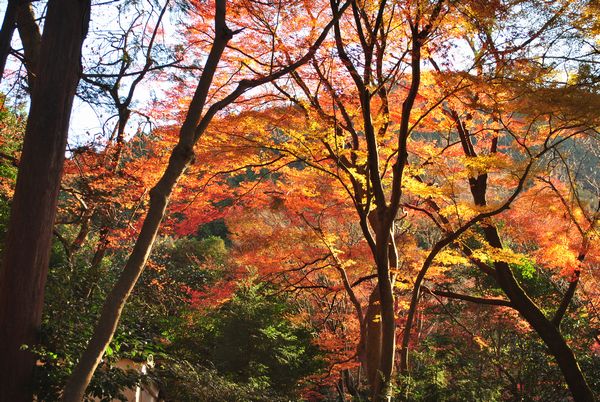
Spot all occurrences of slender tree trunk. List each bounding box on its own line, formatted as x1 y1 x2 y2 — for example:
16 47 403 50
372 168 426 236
62 145 195 401
15 2 41 91
364 287 382 390
552 268 581 328
0 1 90 401
372 228 395 402
61 2 233 399
84 225 110 299
342 368 359 397
399 267 426 375
0 0 19 83
483 225 595 402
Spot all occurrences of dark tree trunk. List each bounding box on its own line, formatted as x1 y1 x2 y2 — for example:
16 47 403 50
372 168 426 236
373 263 395 402
450 79 595 400
364 287 382 390
483 225 595 402
15 2 41 91
0 1 90 401
62 145 195 402
0 0 19 82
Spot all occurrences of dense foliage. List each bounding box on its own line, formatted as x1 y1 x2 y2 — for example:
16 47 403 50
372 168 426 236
0 0 599 401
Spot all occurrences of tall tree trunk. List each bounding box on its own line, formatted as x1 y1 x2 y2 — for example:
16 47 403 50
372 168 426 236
62 144 196 401
61 2 233 399
372 228 395 402
0 1 91 401
399 267 426 376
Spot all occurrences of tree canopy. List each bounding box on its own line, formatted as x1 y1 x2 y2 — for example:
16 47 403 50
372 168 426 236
0 0 598 401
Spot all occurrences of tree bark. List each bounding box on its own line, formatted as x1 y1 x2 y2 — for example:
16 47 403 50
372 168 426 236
0 1 90 401
364 287 382 390
371 226 396 402
15 1 41 91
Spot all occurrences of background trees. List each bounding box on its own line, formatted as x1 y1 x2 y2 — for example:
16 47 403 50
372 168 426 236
0 0 598 401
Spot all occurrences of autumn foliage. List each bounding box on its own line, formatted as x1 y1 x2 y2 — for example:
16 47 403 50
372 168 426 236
0 0 598 401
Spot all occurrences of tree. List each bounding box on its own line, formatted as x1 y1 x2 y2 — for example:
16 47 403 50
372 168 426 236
0 0 597 400
395 9 600 397
179 284 324 398
0 1 42 90
193 0 599 399
275 1 446 398
62 0 349 398
0 1 91 400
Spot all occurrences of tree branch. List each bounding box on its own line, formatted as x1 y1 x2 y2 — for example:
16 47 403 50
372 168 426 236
422 286 513 307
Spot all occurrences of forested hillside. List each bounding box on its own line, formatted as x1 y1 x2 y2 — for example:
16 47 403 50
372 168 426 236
0 0 598 401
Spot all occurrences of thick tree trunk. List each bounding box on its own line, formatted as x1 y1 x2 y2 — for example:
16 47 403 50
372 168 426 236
0 1 90 401
364 211 396 401
373 271 395 402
